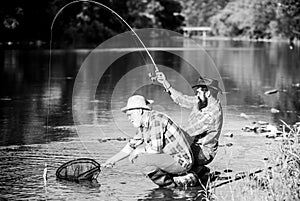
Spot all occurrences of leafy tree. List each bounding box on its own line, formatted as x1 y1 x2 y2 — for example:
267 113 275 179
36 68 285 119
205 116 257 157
210 0 278 39
0 0 184 48
181 0 230 26
209 0 300 40
126 0 163 28
276 0 300 40
155 0 184 32
0 0 52 43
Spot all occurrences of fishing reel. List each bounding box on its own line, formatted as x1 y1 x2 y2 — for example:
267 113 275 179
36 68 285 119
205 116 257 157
148 72 157 83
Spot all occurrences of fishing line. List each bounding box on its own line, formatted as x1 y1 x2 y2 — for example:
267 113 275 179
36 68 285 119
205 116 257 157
48 0 157 146
47 0 161 182
48 0 160 139
49 0 159 79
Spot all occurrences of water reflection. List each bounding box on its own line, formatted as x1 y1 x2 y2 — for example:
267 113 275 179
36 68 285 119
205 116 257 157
0 50 89 145
274 85 300 125
57 179 101 189
205 40 300 124
139 187 206 201
0 40 300 146
0 39 300 200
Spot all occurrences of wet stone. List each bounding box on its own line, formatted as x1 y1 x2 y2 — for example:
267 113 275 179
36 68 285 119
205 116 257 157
223 169 233 173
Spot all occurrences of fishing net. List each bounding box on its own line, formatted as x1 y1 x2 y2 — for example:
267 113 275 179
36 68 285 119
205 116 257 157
56 158 101 182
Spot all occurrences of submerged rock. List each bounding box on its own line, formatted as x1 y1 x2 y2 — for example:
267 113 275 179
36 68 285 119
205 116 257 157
257 121 269 126
264 89 278 95
240 113 250 119
223 169 233 173
274 137 284 141
219 143 233 147
98 137 127 143
224 132 233 137
270 108 280 113
292 83 300 88
266 133 276 139
242 125 256 132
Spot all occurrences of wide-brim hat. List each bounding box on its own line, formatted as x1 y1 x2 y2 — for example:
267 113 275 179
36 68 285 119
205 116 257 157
192 77 223 93
121 95 154 113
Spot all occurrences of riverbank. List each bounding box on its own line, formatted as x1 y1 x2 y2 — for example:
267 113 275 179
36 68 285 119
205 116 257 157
210 122 300 200
190 35 300 45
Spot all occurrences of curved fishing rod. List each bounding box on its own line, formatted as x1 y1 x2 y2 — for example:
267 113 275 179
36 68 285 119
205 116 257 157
50 0 160 74
48 0 159 136
47 0 161 182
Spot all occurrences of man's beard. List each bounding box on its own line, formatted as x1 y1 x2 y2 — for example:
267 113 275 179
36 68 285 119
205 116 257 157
198 97 208 110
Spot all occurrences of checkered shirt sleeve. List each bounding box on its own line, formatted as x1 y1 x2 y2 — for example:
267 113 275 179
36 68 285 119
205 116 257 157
169 87 198 109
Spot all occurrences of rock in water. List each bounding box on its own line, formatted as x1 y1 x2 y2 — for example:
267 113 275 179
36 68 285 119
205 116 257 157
224 132 233 137
264 89 278 95
270 108 280 113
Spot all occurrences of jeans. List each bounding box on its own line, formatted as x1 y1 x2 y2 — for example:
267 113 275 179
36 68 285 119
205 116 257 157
131 153 189 175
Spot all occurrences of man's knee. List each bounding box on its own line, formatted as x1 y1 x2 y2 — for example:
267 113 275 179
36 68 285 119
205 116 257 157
130 154 158 174
142 166 159 175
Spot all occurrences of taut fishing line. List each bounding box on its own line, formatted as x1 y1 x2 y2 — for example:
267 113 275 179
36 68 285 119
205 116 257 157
47 0 159 138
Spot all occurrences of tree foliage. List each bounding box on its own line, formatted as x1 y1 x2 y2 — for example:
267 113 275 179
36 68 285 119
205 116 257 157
0 0 185 48
0 0 299 47
276 0 300 40
210 0 300 40
181 0 230 26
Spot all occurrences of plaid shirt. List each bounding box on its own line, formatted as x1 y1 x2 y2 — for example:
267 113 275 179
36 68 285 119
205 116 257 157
125 110 193 170
169 87 223 155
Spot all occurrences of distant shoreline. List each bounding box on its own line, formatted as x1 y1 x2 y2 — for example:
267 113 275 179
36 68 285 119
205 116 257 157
0 35 299 49
191 35 299 44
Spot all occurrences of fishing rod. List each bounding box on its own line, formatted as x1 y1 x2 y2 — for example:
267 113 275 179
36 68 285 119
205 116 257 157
50 0 160 81
48 0 161 184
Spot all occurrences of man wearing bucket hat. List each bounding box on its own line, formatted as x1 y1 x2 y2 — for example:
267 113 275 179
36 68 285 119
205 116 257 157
156 72 223 181
103 95 198 188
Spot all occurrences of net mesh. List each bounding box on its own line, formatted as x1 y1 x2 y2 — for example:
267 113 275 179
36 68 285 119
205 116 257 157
56 158 101 181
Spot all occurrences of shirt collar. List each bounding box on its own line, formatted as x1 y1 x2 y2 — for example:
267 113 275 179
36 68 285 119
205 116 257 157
141 111 151 129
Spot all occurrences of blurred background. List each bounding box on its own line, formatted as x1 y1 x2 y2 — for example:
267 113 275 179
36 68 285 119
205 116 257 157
0 0 299 48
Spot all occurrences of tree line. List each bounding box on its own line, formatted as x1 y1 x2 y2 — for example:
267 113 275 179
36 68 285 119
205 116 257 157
0 0 299 48
183 0 299 41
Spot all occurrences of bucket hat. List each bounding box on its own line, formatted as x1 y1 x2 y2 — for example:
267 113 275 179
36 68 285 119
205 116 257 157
192 77 223 93
121 95 154 113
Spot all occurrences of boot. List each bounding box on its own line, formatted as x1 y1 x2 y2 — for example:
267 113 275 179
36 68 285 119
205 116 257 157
173 173 199 187
147 169 176 188
191 165 211 187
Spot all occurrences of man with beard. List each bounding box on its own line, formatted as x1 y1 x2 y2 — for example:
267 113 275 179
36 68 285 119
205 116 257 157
156 72 223 184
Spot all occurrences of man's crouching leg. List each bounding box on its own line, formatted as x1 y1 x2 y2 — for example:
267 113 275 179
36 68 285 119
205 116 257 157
130 153 179 188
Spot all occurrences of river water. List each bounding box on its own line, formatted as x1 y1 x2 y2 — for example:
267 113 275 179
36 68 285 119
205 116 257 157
0 37 299 200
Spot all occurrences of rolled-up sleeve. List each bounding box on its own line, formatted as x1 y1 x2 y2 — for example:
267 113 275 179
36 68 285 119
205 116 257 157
169 87 198 109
